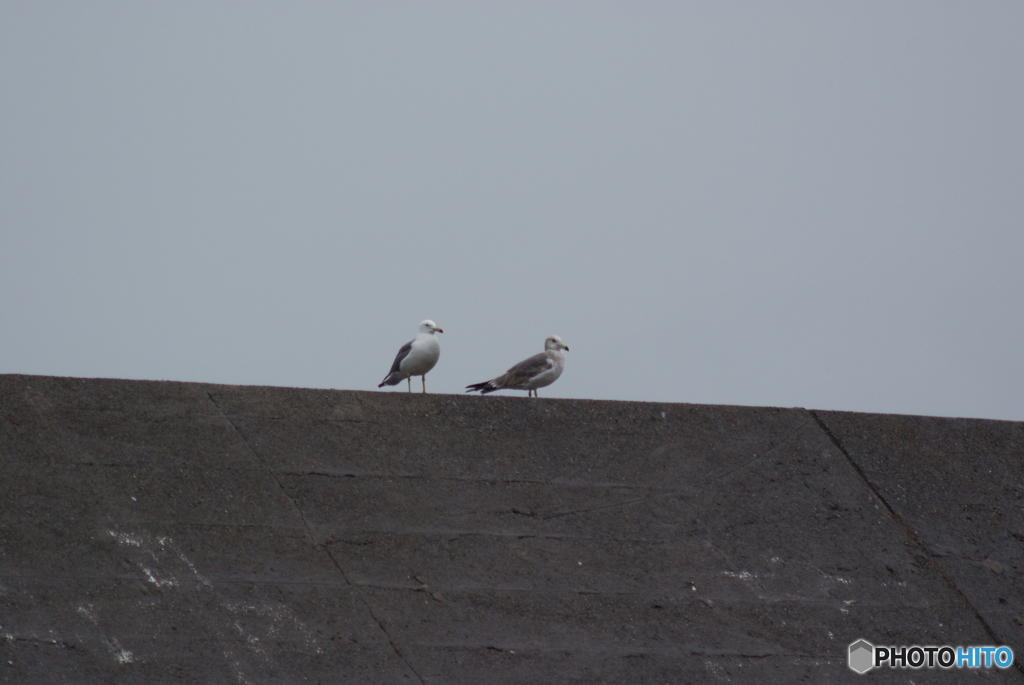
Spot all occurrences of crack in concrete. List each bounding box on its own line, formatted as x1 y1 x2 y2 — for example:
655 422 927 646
536 489 682 520
711 416 812 483
809 410 1024 677
282 470 553 485
204 390 427 685
394 639 825 660
282 469 674 492
321 530 696 545
533 419 814 522
5 636 81 649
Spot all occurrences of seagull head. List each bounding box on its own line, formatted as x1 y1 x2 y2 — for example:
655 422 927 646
419 320 443 334
545 335 568 352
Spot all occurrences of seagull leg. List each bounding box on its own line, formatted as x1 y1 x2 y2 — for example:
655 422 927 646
422 375 427 394
407 377 412 393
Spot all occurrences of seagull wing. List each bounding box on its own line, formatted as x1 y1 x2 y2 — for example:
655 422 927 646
494 352 553 389
379 339 414 386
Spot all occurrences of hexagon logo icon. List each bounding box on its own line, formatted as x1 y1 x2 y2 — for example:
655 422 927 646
849 639 874 674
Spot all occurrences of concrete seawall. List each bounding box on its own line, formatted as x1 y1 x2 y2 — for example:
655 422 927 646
1 374 1021 683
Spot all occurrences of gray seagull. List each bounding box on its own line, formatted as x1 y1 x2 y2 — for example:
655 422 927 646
466 335 569 397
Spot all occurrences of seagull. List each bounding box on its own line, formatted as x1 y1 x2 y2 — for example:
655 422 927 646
378 320 443 393
466 335 569 397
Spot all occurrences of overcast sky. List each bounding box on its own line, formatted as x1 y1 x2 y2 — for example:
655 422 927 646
2 3 1022 421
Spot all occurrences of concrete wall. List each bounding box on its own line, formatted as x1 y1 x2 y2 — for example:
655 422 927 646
1 374 1021 684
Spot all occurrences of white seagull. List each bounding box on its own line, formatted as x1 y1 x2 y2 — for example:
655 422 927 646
466 335 569 398
378 320 443 393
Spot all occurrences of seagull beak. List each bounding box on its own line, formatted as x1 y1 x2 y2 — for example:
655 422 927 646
434 327 444 333
561 343 569 351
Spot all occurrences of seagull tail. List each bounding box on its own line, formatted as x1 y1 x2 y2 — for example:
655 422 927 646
465 381 497 394
379 374 401 388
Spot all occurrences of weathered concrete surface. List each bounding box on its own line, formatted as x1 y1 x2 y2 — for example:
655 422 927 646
0 374 1021 684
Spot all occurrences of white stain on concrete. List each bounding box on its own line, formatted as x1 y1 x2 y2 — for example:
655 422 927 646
820 572 852 585
221 600 323 655
704 659 730 681
141 565 179 588
160 536 212 587
98 528 324 683
722 570 756 581
75 603 136 665
105 529 212 587
108 531 144 547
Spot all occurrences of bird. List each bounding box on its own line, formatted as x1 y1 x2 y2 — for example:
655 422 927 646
466 335 569 397
378 320 443 393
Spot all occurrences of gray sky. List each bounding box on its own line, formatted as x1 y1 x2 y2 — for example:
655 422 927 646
3 3 1023 421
